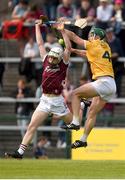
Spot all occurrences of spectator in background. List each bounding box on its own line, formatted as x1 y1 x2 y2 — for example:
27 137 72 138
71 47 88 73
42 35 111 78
34 136 51 159
11 0 30 21
96 0 114 29
8 0 30 8
76 0 95 24
44 32 62 52
56 0 77 57
56 0 77 20
25 3 46 39
13 79 34 138
76 0 95 41
23 37 39 58
106 27 125 97
10 0 30 56
43 0 60 20
25 4 44 24
23 37 43 87
112 0 125 34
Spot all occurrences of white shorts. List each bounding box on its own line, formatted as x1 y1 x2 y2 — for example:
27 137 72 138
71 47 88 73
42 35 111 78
91 76 116 102
36 94 70 116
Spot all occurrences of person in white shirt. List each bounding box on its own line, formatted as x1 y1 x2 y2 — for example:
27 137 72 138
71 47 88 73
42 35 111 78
96 0 114 29
23 37 42 86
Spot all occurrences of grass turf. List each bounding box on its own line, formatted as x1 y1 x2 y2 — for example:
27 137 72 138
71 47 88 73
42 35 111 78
0 159 125 179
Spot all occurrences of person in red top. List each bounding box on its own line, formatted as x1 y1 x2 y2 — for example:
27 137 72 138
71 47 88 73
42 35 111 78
5 19 72 159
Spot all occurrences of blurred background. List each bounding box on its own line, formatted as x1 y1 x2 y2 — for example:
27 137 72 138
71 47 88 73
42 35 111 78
0 0 125 160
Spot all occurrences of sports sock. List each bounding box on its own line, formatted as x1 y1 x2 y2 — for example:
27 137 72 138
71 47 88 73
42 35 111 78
17 144 27 155
80 134 88 142
72 116 80 126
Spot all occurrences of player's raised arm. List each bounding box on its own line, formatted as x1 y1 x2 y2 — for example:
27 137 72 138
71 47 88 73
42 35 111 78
65 29 86 48
71 48 86 57
35 19 46 60
60 29 71 63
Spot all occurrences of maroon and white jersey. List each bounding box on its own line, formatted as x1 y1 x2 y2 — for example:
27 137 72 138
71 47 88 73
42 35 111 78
42 55 68 95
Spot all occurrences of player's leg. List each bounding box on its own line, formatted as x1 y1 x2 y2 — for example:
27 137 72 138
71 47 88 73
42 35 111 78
21 110 48 146
72 96 106 148
62 83 99 130
5 110 48 159
61 112 72 124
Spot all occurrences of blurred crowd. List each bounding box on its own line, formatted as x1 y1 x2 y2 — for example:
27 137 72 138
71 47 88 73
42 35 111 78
0 0 125 154
0 0 124 87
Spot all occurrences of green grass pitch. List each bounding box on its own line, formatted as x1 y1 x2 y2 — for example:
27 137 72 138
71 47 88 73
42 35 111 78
0 159 125 179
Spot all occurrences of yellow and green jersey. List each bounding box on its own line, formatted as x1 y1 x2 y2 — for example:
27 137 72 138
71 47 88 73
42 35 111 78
85 39 114 80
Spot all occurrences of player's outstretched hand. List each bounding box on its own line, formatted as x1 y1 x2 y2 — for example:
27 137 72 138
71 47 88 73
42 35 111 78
35 19 42 25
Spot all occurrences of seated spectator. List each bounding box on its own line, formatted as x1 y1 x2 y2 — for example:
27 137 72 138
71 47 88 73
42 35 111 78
96 0 114 29
23 37 39 58
25 4 44 24
76 0 95 24
5 0 31 56
106 27 125 97
13 79 34 138
34 136 51 159
11 0 30 21
56 0 77 20
8 0 30 8
23 37 43 86
43 0 60 20
23 4 46 39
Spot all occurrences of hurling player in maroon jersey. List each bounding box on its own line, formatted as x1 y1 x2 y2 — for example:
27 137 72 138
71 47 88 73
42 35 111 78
5 19 73 159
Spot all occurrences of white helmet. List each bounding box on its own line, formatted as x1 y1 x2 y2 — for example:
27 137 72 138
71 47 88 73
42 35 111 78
48 47 63 61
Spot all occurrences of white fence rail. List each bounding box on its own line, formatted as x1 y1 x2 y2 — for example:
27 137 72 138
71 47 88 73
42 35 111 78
0 125 64 132
0 97 125 103
0 57 85 63
0 57 125 63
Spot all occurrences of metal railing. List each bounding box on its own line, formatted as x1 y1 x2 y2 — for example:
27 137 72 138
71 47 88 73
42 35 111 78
0 97 125 103
0 57 125 63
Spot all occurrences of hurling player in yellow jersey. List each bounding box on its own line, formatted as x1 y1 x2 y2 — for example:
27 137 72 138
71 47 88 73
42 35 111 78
62 27 116 148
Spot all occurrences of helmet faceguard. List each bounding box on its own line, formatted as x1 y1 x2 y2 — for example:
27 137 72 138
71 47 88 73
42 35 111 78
89 27 106 40
48 47 63 62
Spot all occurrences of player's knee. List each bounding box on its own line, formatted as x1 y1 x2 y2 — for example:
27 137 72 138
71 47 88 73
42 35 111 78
72 89 82 98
